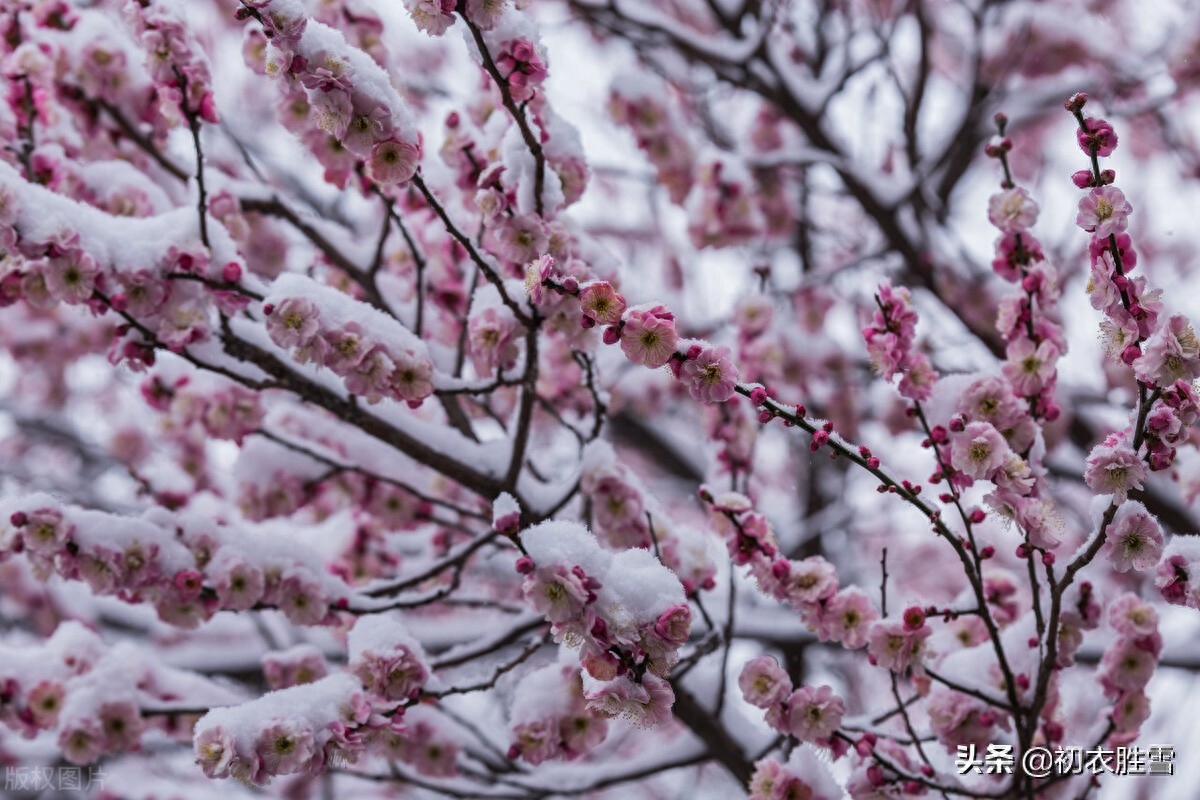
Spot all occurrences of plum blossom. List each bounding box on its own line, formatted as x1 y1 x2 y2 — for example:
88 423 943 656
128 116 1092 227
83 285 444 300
867 618 930 674
619 305 678 368
523 565 595 625
584 673 674 727
1132 314 1200 386
255 719 316 775
680 344 739 403
738 655 792 708
1077 116 1119 157
1002 337 1060 396
368 138 420 185
817 587 879 649
1076 186 1132 238
786 684 845 742
389 348 434 402
1105 502 1163 573
987 187 1039 232
1109 593 1158 638
1084 441 1146 502
578 281 626 325
1156 539 1200 607
465 0 508 29
950 421 1011 480
404 0 457 35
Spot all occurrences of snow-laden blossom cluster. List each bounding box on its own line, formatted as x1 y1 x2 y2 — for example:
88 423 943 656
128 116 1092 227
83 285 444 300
1 494 350 628
1 621 237 764
747 746 841 800
506 662 608 764
516 521 690 727
265 274 435 406
5 0 1200 795
251 0 422 188
579 440 717 592
193 673 375 785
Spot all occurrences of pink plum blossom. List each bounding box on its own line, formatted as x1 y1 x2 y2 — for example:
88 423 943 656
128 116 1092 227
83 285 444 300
987 187 1039 232
1105 502 1164 573
1084 442 1147 502
619 305 679 368
1076 186 1132 238
738 655 793 708
785 684 845 742
680 344 739 403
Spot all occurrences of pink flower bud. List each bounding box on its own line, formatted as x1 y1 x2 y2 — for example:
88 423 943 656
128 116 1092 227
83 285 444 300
1064 92 1087 113
1120 344 1141 365
969 508 986 524
902 605 925 631
515 556 535 574
980 545 995 559
749 386 767 404
1071 170 1094 188
222 262 242 283
1042 551 1055 566
602 325 621 345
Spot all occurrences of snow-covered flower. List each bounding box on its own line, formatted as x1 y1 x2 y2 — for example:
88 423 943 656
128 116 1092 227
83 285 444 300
1105 502 1163 573
1084 442 1146 502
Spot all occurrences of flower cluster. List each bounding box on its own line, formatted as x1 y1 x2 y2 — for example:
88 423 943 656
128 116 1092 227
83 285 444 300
1097 593 1161 741
747 746 841 800
1 622 236 765
982 158 1066 424
685 158 765 249
580 441 717 594
506 663 609 765
348 614 430 705
739 656 846 747
124 0 218 126
264 275 436 406
608 73 695 203
162 377 265 445
1071 95 1199 477
861 280 937 402
516 521 690 726
251 0 422 187
194 673 377 785
2 494 349 629
701 490 882 651
263 644 330 690
531 257 744 404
